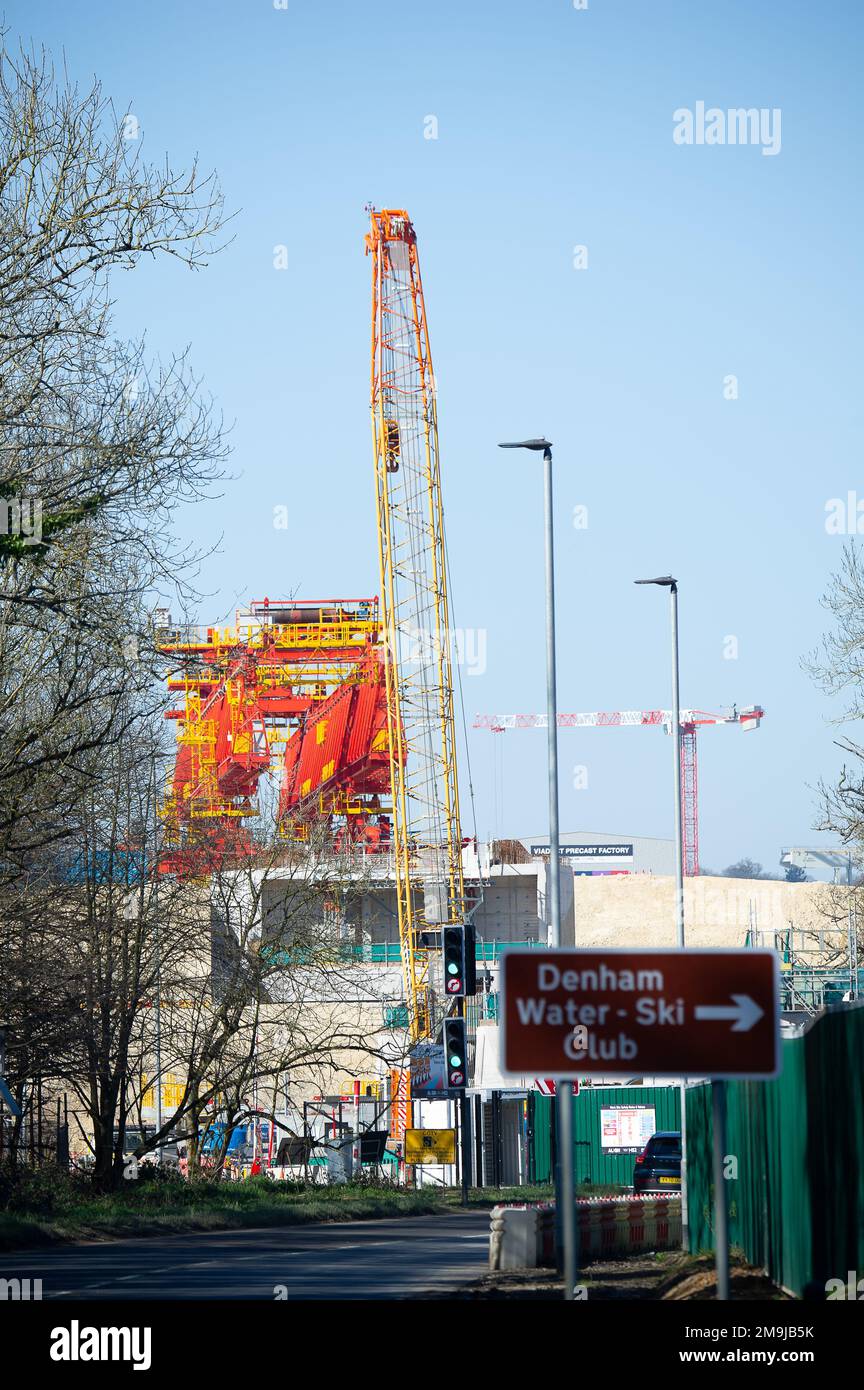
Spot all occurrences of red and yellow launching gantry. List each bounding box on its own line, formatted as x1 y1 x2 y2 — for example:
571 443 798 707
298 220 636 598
157 598 396 871
159 210 470 1044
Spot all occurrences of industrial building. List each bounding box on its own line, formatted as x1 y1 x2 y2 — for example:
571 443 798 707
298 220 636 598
517 830 676 877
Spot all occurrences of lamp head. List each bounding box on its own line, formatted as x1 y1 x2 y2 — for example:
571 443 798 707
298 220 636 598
635 576 678 589
499 438 553 461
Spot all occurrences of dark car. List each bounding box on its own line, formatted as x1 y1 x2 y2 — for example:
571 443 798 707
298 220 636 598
633 1130 682 1193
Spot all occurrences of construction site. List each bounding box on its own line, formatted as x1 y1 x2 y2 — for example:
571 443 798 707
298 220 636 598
2 3 863 1349
125 209 859 1193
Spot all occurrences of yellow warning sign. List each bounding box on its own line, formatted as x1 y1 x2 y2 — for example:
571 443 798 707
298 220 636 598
404 1128 456 1163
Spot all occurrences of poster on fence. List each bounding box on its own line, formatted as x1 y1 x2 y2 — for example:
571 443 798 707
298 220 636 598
600 1105 656 1153
409 1042 447 1095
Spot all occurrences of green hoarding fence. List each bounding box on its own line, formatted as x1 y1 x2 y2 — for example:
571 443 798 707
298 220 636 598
529 1084 681 1187
685 1005 864 1298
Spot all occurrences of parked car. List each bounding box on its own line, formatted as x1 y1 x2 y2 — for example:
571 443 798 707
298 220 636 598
633 1130 682 1193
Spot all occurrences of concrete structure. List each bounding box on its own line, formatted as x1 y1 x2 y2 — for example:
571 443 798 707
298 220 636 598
218 849 857 1110
49 855 857 1166
258 839 851 955
570 872 847 949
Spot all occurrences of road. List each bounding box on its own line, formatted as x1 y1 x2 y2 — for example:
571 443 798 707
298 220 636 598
2 1212 490 1300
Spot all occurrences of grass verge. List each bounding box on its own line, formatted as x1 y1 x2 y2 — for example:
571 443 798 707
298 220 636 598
0 1170 451 1252
0 1171 623 1252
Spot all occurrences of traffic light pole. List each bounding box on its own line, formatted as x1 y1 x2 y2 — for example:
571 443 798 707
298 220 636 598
444 924 474 1204
459 1088 471 1205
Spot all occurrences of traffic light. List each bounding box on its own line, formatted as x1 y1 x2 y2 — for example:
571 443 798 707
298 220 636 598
442 927 465 995
463 922 476 995
443 1016 467 1089
441 924 477 997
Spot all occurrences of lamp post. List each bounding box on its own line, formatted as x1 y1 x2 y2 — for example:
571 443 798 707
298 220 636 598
500 441 560 946
634 575 689 1249
634 577 684 945
499 438 577 1301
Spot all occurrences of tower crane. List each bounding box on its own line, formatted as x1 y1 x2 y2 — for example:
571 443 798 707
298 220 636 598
473 704 765 877
366 208 470 1044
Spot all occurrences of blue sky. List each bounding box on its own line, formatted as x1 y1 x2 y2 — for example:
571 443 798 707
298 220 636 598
9 0 864 875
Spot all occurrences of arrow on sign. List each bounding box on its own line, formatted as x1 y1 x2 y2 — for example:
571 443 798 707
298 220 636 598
695 994 764 1032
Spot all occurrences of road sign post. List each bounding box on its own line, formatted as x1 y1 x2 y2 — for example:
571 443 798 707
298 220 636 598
459 1092 472 1206
712 1080 730 1299
501 948 780 1300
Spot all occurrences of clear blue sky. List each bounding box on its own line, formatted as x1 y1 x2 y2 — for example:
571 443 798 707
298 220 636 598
10 0 863 874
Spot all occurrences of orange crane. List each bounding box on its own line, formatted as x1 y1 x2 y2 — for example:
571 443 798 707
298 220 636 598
473 705 765 876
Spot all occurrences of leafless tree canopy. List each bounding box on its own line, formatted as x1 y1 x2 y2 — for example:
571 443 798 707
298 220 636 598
0 40 397 1190
807 542 864 852
0 37 229 868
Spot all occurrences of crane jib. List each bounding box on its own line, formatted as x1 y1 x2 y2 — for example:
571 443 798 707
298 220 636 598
367 207 471 1046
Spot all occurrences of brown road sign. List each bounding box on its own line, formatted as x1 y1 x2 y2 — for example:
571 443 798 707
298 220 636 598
501 949 780 1079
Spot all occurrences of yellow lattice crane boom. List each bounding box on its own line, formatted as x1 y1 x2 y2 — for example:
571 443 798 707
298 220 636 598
366 209 467 1043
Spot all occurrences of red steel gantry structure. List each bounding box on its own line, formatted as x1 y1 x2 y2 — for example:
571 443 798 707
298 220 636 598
158 598 396 871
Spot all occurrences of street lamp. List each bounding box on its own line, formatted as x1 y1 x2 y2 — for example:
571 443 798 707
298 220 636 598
634 575 691 1255
499 440 557 939
634 577 684 946
498 437 576 1303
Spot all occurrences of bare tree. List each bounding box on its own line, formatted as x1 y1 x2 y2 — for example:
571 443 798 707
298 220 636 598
0 39 407 1190
0 710 173 1183
806 542 864 852
136 826 401 1180
0 760 404 1189
0 35 229 874
722 858 769 880
803 540 864 971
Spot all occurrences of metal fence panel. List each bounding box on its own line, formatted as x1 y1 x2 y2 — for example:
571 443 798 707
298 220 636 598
531 1085 681 1187
686 1006 864 1297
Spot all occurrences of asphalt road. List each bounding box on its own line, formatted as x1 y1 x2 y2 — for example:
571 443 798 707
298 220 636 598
2 1212 490 1300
